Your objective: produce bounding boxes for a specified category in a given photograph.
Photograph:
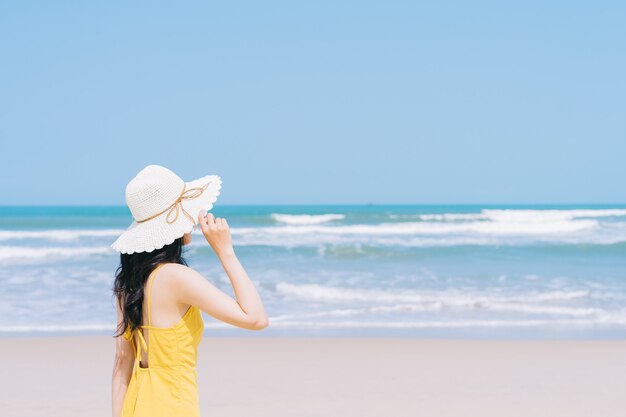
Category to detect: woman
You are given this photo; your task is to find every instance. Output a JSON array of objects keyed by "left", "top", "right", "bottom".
[{"left": 110, "top": 165, "right": 268, "bottom": 417}]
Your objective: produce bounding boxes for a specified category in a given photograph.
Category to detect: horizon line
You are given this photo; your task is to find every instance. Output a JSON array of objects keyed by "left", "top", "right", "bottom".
[{"left": 2, "top": 202, "right": 626, "bottom": 208}]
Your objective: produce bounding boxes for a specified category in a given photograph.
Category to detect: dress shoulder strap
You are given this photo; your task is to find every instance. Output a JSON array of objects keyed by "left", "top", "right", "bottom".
[{"left": 146, "top": 263, "right": 167, "bottom": 327}]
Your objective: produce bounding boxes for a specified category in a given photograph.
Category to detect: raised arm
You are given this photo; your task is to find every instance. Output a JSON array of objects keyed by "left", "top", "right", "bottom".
[{"left": 172, "top": 212, "right": 269, "bottom": 330}]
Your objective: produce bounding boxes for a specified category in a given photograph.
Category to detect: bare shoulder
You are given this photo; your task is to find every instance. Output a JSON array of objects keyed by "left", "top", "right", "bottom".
[
  {"left": 159, "top": 263, "right": 204, "bottom": 287},
  {"left": 159, "top": 263, "right": 217, "bottom": 309}
]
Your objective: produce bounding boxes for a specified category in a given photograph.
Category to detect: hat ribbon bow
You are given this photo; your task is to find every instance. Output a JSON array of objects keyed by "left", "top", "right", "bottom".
[{"left": 136, "top": 180, "right": 213, "bottom": 225}]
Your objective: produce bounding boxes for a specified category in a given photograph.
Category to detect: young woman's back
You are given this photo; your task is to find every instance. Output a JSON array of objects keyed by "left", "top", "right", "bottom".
[{"left": 121, "top": 263, "right": 204, "bottom": 417}]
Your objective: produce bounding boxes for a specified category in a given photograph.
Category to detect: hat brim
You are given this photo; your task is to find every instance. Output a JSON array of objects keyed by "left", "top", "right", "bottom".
[{"left": 110, "top": 174, "right": 222, "bottom": 254}]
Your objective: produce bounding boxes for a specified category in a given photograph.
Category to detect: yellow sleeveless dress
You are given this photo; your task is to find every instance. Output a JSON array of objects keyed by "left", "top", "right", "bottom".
[{"left": 121, "top": 263, "right": 204, "bottom": 417}]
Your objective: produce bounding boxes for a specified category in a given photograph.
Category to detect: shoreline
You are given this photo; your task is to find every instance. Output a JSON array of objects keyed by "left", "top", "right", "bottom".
[
  {"left": 2, "top": 323, "right": 625, "bottom": 340},
  {"left": 1, "top": 336, "right": 624, "bottom": 417}
]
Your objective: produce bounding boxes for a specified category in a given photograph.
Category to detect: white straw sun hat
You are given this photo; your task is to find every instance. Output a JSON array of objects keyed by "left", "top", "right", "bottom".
[{"left": 111, "top": 164, "right": 222, "bottom": 254}]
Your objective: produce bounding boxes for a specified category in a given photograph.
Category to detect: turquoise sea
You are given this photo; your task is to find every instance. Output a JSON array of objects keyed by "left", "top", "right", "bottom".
[{"left": 1, "top": 204, "right": 625, "bottom": 339}]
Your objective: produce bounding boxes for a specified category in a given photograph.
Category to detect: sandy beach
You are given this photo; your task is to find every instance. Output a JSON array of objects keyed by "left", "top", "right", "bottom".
[{"left": 0, "top": 336, "right": 623, "bottom": 417}]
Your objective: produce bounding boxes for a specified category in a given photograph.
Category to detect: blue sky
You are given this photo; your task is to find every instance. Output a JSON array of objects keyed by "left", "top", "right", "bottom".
[{"left": 1, "top": 1, "right": 624, "bottom": 205}]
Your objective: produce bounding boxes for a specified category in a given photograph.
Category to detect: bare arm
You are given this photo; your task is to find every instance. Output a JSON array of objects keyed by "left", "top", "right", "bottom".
[
  {"left": 172, "top": 212, "right": 269, "bottom": 330},
  {"left": 112, "top": 297, "right": 135, "bottom": 417}
]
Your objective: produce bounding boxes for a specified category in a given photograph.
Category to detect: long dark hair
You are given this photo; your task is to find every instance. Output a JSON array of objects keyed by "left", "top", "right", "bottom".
[{"left": 112, "top": 237, "right": 188, "bottom": 338}]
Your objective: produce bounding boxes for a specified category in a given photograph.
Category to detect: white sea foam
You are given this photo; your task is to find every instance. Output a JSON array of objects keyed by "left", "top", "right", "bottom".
[
  {"left": 0, "top": 324, "right": 116, "bottom": 333},
  {"left": 0, "top": 246, "right": 113, "bottom": 261},
  {"left": 228, "top": 318, "right": 626, "bottom": 329},
  {"left": 267, "top": 281, "right": 622, "bottom": 330},
  {"left": 381, "top": 302, "right": 597, "bottom": 317},
  {"left": 419, "top": 209, "right": 626, "bottom": 222},
  {"left": 3, "top": 313, "right": 625, "bottom": 333},
  {"left": 275, "top": 282, "right": 593, "bottom": 312},
  {"left": 253, "top": 217, "right": 606, "bottom": 237},
  {"left": 205, "top": 307, "right": 626, "bottom": 329},
  {"left": 2, "top": 209, "right": 626, "bottom": 250},
  {"left": 227, "top": 209, "right": 626, "bottom": 247},
  {"left": 271, "top": 213, "right": 345, "bottom": 225},
  {"left": 240, "top": 220, "right": 597, "bottom": 236},
  {"left": 0, "top": 229, "right": 123, "bottom": 241}
]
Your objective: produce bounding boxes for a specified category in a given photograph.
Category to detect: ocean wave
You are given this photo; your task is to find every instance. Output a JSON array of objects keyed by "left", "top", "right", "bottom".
[
  {"left": 225, "top": 318, "right": 626, "bottom": 328},
  {"left": 235, "top": 218, "right": 608, "bottom": 237},
  {"left": 275, "top": 282, "right": 592, "bottom": 306},
  {"left": 241, "top": 220, "right": 598, "bottom": 236},
  {"left": 0, "top": 323, "right": 115, "bottom": 333},
  {"left": 226, "top": 217, "right": 626, "bottom": 247},
  {"left": 418, "top": 209, "right": 626, "bottom": 222},
  {"left": 233, "top": 234, "right": 626, "bottom": 248},
  {"left": 0, "top": 229, "right": 123, "bottom": 241},
  {"left": 7, "top": 315, "right": 623, "bottom": 333},
  {"left": 0, "top": 246, "right": 113, "bottom": 261},
  {"left": 2, "top": 207, "right": 626, "bottom": 249},
  {"left": 271, "top": 213, "right": 345, "bottom": 225},
  {"left": 269, "top": 303, "right": 598, "bottom": 320}
]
